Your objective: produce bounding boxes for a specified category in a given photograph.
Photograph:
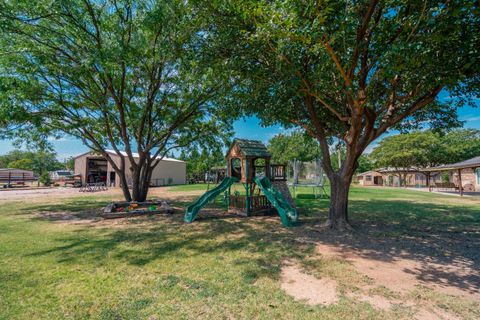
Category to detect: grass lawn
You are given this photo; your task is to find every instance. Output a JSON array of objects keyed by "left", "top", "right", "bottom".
[{"left": 0, "top": 185, "right": 479, "bottom": 319}]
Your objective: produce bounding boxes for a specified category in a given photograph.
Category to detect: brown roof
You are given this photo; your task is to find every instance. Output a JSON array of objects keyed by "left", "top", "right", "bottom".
[
  {"left": 357, "top": 170, "right": 383, "bottom": 176},
  {"left": 423, "top": 156, "right": 480, "bottom": 171},
  {"left": 228, "top": 139, "right": 271, "bottom": 157}
]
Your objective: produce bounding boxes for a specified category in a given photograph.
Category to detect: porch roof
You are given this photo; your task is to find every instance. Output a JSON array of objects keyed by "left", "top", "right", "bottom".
[{"left": 423, "top": 156, "right": 480, "bottom": 172}]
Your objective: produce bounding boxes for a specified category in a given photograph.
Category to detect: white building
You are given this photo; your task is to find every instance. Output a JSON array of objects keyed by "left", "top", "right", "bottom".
[{"left": 73, "top": 150, "right": 186, "bottom": 187}]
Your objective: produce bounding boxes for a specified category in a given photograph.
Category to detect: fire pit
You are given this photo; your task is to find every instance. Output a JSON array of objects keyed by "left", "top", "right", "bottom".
[{"left": 102, "top": 200, "right": 173, "bottom": 218}]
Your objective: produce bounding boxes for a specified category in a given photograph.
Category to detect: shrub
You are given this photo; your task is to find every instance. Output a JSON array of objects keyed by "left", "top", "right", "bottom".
[
  {"left": 441, "top": 172, "right": 450, "bottom": 183},
  {"left": 39, "top": 172, "right": 51, "bottom": 186}
]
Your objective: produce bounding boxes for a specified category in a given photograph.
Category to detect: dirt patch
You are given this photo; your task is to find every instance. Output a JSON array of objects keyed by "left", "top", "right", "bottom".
[
  {"left": 414, "top": 307, "right": 461, "bottom": 320},
  {"left": 34, "top": 210, "right": 102, "bottom": 224},
  {"left": 280, "top": 260, "right": 338, "bottom": 306},
  {"left": 0, "top": 186, "right": 204, "bottom": 203},
  {"left": 348, "top": 292, "right": 398, "bottom": 310},
  {"left": 316, "top": 243, "right": 480, "bottom": 301},
  {"left": 36, "top": 211, "right": 82, "bottom": 221}
]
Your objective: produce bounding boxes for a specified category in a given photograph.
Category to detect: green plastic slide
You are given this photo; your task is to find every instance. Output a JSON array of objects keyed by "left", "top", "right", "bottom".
[
  {"left": 254, "top": 176, "right": 298, "bottom": 227},
  {"left": 184, "top": 176, "right": 238, "bottom": 223}
]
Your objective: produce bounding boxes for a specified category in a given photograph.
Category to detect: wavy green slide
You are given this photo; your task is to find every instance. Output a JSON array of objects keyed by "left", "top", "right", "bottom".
[
  {"left": 184, "top": 176, "right": 238, "bottom": 223},
  {"left": 254, "top": 176, "right": 298, "bottom": 227}
]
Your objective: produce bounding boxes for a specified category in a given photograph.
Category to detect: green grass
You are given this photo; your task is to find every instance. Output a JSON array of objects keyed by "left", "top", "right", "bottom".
[{"left": 0, "top": 186, "right": 479, "bottom": 319}]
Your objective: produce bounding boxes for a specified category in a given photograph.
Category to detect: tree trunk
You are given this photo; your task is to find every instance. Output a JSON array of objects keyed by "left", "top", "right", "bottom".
[
  {"left": 131, "top": 163, "right": 151, "bottom": 202},
  {"left": 311, "top": 118, "right": 358, "bottom": 231},
  {"left": 324, "top": 174, "right": 353, "bottom": 230},
  {"left": 132, "top": 181, "right": 149, "bottom": 202},
  {"left": 131, "top": 178, "right": 149, "bottom": 202},
  {"left": 119, "top": 172, "right": 132, "bottom": 202}
]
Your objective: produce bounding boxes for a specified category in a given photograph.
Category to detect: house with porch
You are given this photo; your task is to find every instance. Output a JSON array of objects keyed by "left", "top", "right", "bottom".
[
  {"left": 424, "top": 156, "right": 480, "bottom": 194},
  {"left": 357, "top": 168, "right": 442, "bottom": 187},
  {"left": 357, "top": 156, "right": 480, "bottom": 194}
]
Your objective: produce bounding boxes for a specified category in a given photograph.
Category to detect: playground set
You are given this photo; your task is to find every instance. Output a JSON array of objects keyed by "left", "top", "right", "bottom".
[{"left": 184, "top": 139, "right": 298, "bottom": 227}]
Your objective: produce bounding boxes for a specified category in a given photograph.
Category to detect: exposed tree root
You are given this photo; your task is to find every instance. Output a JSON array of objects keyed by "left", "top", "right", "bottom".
[{"left": 315, "top": 219, "right": 354, "bottom": 231}]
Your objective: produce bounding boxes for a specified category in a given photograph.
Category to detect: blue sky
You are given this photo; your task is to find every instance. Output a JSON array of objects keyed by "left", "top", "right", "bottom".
[{"left": 0, "top": 92, "right": 478, "bottom": 160}]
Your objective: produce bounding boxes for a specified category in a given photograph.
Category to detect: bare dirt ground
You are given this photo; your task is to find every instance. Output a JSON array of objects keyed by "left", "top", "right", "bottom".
[
  {"left": 280, "top": 260, "right": 338, "bottom": 306},
  {"left": 279, "top": 253, "right": 470, "bottom": 319},
  {"left": 0, "top": 187, "right": 88, "bottom": 201},
  {"left": 315, "top": 243, "right": 479, "bottom": 300},
  {"left": 0, "top": 186, "right": 201, "bottom": 202}
]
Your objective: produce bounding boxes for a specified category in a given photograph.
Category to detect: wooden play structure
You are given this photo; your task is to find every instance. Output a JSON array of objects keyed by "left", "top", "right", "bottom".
[
  {"left": 226, "top": 139, "right": 287, "bottom": 214},
  {"left": 184, "top": 139, "right": 298, "bottom": 227}
]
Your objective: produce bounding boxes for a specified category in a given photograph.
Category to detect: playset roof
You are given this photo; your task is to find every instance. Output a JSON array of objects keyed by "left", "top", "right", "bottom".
[{"left": 229, "top": 139, "right": 271, "bottom": 158}]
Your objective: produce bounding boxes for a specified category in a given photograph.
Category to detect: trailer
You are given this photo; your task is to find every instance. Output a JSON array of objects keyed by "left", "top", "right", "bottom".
[{"left": 0, "top": 168, "right": 37, "bottom": 188}]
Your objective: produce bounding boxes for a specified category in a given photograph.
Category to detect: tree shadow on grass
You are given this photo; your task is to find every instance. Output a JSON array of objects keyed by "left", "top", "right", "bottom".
[
  {"left": 294, "top": 198, "right": 480, "bottom": 297},
  {"left": 20, "top": 196, "right": 480, "bottom": 297},
  {"left": 24, "top": 213, "right": 292, "bottom": 285}
]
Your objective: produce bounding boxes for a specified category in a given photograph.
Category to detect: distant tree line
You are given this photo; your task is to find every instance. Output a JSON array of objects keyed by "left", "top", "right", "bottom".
[
  {"left": 370, "top": 129, "right": 480, "bottom": 186},
  {"left": 179, "top": 147, "right": 225, "bottom": 183},
  {"left": 0, "top": 149, "right": 66, "bottom": 175}
]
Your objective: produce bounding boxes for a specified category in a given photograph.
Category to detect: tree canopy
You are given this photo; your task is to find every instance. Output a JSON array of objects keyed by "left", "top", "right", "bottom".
[
  {"left": 201, "top": 0, "right": 480, "bottom": 229},
  {"left": 0, "top": 0, "right": 231, "bottom": 201},
  {"left": 268, "top": 130, "right": 321, "bottom": 164},
  {"left": 356, "top": 154, "right": 374, "bottom": 174}
]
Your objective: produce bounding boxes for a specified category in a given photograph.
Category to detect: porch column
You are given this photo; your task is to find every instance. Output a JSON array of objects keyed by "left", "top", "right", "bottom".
[{"left": 458, "top": 169, "right": 463, "bottom": 196}]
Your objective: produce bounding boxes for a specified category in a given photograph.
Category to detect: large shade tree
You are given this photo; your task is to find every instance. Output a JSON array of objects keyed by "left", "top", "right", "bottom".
[
  {"left": 203, "top": 0, "right": 479, "bottom": 229},
  {"left": 0, "top": 0, "right": 230, "bottom": 201}
]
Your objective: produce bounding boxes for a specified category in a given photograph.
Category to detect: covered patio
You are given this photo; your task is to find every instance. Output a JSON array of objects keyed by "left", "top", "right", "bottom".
[{"left": 423, "top": 156, "right": 480, "bottom": 196}]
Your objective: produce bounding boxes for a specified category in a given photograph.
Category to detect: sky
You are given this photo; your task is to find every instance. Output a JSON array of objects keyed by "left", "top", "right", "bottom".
[{"left": 0, "top": 92, "right": 479, "bottom": 160}]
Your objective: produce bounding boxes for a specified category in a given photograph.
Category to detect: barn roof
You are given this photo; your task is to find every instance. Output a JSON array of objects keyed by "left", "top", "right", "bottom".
[
  {"left": 73, "top": 150, "right": 185, "bottom": 163},
  {"left": 229, "top": 139, "right": 271, "bottom": 157}
]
